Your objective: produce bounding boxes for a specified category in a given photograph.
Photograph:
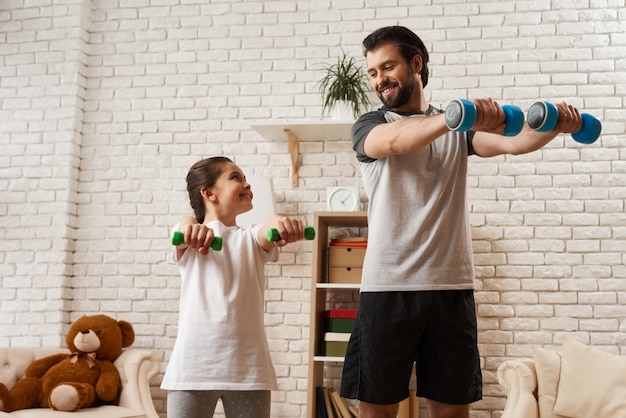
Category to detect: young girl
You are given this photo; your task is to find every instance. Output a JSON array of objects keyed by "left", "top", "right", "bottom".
[{"left": 161, "top": 156, "right": 306, "bottom": 418}]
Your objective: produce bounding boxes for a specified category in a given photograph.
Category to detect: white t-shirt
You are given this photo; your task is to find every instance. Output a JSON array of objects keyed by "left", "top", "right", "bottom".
[
  {"left": 161, "top": 221, "right": 279, "bottom": 391},
  {"left": 353, "top": 107, "right": 476, "bottom": 291}
]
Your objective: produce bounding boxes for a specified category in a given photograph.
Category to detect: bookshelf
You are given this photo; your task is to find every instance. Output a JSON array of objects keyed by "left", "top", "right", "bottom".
[{"left": 306, "top": 211, "right": 368, "bottom": 418}]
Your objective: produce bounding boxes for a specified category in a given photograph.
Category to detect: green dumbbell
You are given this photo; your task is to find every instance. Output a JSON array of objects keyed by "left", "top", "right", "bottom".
[
  {"left": 267, "top": 226, "right": 316, "bottom": 242},
  {"left": 171, "top": 231, "right": 223, "bottom": 251}
]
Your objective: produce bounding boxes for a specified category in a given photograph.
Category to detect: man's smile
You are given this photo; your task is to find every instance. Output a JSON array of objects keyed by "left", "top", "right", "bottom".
[{"left": 379, "top": 83, "right": 397, "bottom": 96}]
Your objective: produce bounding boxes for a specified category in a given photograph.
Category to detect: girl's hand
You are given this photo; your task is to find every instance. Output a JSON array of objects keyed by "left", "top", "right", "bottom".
[
  {"left": 179, "top": 221, "right": 217, "bottom": 256},
  {"left": 260, "top": 216, "right": 304, "bottom": 249}
]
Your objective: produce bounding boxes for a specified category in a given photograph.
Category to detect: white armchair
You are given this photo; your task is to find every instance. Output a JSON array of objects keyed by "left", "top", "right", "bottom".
[
  {"left": 0, "top": 347, "right": 160, "bottom": 418},
  {"left": 496, "top": 359, "right": 539, "bottom": 418},
  {"left": 497, "top": 339, "right": 626, "bottom": 418}
]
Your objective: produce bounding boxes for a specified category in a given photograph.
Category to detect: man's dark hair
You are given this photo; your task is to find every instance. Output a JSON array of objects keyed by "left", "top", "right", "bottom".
[{"left": 362, "top": 26, "right": 430, "bottom": 88}]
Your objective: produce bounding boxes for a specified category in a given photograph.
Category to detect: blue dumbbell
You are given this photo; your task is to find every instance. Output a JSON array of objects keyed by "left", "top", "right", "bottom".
[
  {"left": 526, "top": 101, "right": 602, "bottom": 144},
  {"left": 445, "top": 98, "right": 524, "bottom": 136}
]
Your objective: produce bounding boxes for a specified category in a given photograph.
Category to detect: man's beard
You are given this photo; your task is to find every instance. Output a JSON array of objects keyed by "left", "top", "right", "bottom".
[{"left": 377, "top": 68, "right": 417, "bottom": 109}]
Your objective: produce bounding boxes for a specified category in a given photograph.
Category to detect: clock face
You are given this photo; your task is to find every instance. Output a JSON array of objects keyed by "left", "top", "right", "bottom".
[{"left": 328, "top": 187, "right": 358, "bottom": 211}]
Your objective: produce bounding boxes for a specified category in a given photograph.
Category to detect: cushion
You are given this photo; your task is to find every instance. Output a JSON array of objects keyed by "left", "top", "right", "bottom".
[
  {"left": 553, "top": 339, "right": 626, "bottom": 417},
  {"left": 7, "top": 405, "right": 145, "bottom": 418},
  {"left": 532, "top": 346, "right": 566, "bottom": 418}
]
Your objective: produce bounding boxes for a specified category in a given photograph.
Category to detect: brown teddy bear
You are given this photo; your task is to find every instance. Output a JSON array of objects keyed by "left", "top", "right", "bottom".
[{"left": 0, "top": 314, "right": 135, "bottom": 412}]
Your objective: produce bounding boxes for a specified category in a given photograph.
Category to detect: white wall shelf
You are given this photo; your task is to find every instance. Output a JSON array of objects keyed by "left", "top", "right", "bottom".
[
  {"left": 250, "top": 121, "right": 353, "bottom": 187},
  {"left": 315, "top": 283, "right": 360, "bottom": 290},
  {"left": 250, "top": 120, "right": 353, "bottom": 141}
]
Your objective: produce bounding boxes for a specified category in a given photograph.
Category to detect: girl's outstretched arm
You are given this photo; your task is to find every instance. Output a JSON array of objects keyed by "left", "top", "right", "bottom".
[{"left": 257, "top": 216, "right": 305, "bottom": 252}]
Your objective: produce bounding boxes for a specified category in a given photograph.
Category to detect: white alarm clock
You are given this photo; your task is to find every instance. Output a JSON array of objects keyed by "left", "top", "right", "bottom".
[{"left": 326, "top": 186, "right": 359, "bottom": 211}]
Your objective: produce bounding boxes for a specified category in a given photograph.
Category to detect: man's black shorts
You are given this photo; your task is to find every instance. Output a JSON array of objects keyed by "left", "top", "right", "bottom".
[{"left": 340, "top": 290, "right": 482, "bottom": 405}]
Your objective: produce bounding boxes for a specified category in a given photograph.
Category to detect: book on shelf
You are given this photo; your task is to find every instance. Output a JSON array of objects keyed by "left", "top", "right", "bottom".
[
  {"left": 318, "top": 387, "right": 416, "bottom": 418},
  {"left": 397, "top": 394, "right": 410, "bottom": 418},
  {"left": 324, "top": 388, "right": 343, "bottom": 418},
  {"left": 316, "top": 386, "right": 328, "bottom": 418},
  {"left": 329, "top": 388, "right": 354, "bottom": 418},
  {"left": 315, "top": 387, "right": 354, "bottom": 418},
  {"left": 348, "top": 404, "right": 359, "bottom": 417},
  {"left": 330, "top": 237, "right": 367, "bottom": 244},
  {"left": 409, "top": 390, "right": 419, "bottom": 417},
  {"left": 399, "top": 390, "right": 419, "bottom": 418}
]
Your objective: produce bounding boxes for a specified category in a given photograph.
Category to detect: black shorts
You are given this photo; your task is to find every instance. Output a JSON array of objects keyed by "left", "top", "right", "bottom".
[{"left": 340, "top": 290, "right": 482, "bottom": 405}]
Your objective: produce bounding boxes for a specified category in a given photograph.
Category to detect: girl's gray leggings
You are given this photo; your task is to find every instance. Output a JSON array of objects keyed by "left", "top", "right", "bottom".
[{"left": 167, "top": 390, "right": 271, "bottom": 418}]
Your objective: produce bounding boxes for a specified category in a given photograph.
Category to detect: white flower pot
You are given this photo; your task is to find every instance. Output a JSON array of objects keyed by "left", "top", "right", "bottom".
[{"left": 331, "top": 100, "right": 354, "bottom": 121}]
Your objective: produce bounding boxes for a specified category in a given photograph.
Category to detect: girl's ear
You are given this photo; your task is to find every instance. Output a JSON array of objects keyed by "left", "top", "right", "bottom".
[{"left": 201, "top": 187, "right": 216, "bottom": 202}]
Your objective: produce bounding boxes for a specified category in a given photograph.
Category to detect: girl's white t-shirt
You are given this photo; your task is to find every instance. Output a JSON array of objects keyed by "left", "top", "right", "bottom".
[{"left": 161, "top": 221, "right": 279, "bottom": 391}]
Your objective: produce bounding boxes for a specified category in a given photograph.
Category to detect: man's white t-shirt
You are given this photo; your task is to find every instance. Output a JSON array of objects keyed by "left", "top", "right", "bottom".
[{"left": 352, "top": 106, "right": 476, "bottom": 291}]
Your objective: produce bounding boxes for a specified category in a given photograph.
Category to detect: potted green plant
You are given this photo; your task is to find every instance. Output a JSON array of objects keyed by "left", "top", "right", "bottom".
[{"left": 316, "top": 50, "right": 370, "bottom": 120}]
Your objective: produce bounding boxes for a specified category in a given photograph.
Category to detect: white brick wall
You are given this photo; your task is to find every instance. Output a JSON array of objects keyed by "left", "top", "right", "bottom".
[{"left": 1, "top": 1, "right": 625, "bottom": 417}]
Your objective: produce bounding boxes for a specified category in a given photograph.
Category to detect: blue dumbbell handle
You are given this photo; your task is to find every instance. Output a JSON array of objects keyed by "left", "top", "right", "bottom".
[
  {"left": 445, "top": 98, "right": 523, "bottom": 136},
  {"left": 527, "top": 101, "right": 601, "bottom": 144}
]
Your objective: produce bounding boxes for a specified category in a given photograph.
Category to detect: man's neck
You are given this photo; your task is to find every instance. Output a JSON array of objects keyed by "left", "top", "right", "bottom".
[{"left": 392, "top": 93, "right": 429, "bottom": 113}]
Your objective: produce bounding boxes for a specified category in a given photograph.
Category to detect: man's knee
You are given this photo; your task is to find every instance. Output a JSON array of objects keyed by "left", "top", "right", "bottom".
[
  {"left": 358, "top": 401, "right": 398, "bottom": 418},
  {"left": 426, "top": 399, "right": 470, "bottom": 418}
]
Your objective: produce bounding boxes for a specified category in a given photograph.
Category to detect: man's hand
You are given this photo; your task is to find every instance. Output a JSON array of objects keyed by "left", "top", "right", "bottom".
[{"left": 471, "top": 98, "right": 508, "bottom": 135}]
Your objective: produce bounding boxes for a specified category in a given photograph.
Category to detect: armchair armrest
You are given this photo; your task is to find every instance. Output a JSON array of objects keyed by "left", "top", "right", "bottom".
[
  {"left": 114, "top": 349, "right": 160, "bottom": 418},
  {"left": 497, "top": 359, "right": 539, "bottom": 418}
]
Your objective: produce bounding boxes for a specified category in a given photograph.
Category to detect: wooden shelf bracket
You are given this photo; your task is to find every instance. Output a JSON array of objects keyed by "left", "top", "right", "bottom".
[{"left": 285, "top": 128, "right": 299, "bottom": 187}]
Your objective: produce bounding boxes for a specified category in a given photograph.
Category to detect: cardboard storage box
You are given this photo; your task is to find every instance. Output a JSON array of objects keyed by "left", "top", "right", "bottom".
[
  {"left": 328, "top": 240, "right": 367, "bottom": 284},
  {"left": 324, "top": 332, "right": 351, "bottom": 357},
  {"left": 328, "top": 266, "right": 362, "bottom": 284},
  {"left": 328, "top": 245, "right": 366, "bottom": 267},
  {"left": 324, "top": 309, "right": 357, "bottom": 333}
]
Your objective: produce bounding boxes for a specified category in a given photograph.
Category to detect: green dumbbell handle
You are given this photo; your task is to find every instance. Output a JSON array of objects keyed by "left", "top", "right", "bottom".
[
  {"left": 171, "top": 231, "right": 223, "bottom": 251},
  {"left": 267, "top": 226, "right": 316, "bottom": 242}
]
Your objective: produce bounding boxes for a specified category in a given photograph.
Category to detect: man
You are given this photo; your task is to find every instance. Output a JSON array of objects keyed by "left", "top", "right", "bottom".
[{"left": 339, "top": 26, "right": 582, "bottom": 418}]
